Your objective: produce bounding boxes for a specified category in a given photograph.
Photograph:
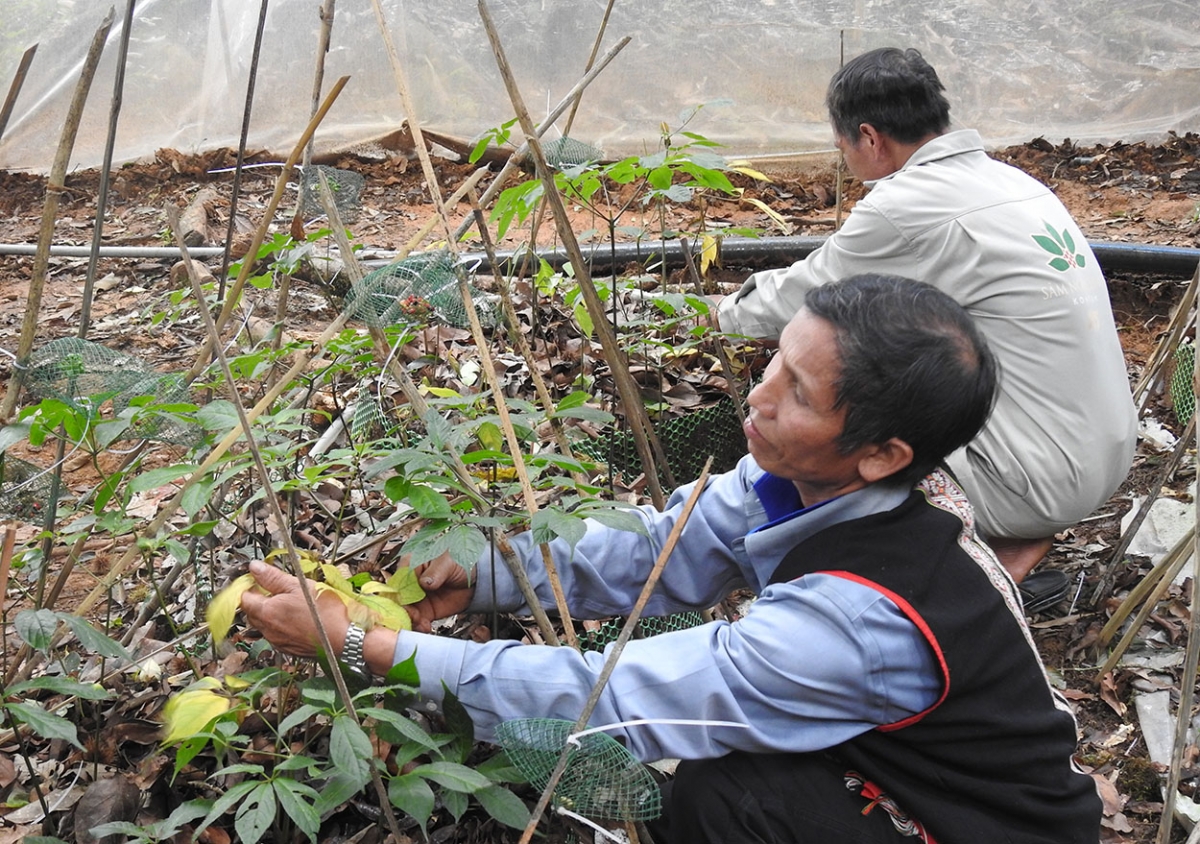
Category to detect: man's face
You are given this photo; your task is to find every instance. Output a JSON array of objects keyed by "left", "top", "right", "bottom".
[
  {"left": 744, "top": 310, "right": 877, "bottom": 504},
  {"left": 833, "top": 126, "right": 891, "bottom": 182}
]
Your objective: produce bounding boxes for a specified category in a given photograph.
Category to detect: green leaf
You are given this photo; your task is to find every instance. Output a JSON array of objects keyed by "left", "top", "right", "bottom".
[
  {"left": 1049, "top": 257, "right": 1071, "bottom": 272},
  {"left": 234, "top": 782, "right": 276, "bottom": 844},
  {"left": 476, "top": 421, "right": 504, "bottom": 453},
  {"left": 573, "top": 298, "right": 593, "bottom": 337},
  {"left": 442, "top": 788, "right": 469, "bottom": 822},
  {"left": 179, "top": 519, "right": 218, "bottom": 537},
  {"left": 278, "top": 703, "right": 326, "bottom": 734},
  {"left": 1074, "top": 252, "right": 1087, "bottom": 268},
  {"left": 388, "top": 772, "right": 435, "bottom": 828},
  {"left": 9, "top": 675, "right": 111, "bottom": 700},
  {"left": 443, "top": 524, "right": 487, "bottom": 568},
  {"left": 410, "top": 760, "right": 492, "bottom": 793},
  {"left": 330, "top": 714, "right": 372, "bottom": 781},
  {"left": 196, "top": 400, "right": 241, "bottom": 433},
  {"left": 475, "top": 750, "right": 529, "bottom": 784},
  {"left": 440, "top": 686, "right": 475, "bottom": 764},
  {"left": 532, "top": 508, "right": 587, "bottom": 549},
  {"left": 181, "top": 478, "right": 215, "bottom": 519},
  {"left": 407, "top": 484, "right": 453, "bottom": 520},
  {"left": 14, "top": 608, "right": 57, "bottom": 652},
  {"left": 1061, "top": 227, "right": 1076, "bottom": 253},
  {"left": 273, "top": 778, "right": 321, "bottom": 842},
  {"left": 197, "top": 780, "right": 259, "bottom": 839},
  {"left": 55, "top": 613, "right": 131, "bottom": 660},
  {"left": 368, "top": 708, "right": 441, "bottom": 752},
  {"left": 475, "top": 783, "right": 532, "bottom": 829},
  {"left": 312, "top": 771, "right": 366, "bottom": 817},
  {"left": 1032, "top": 234, "right": 1064, "bottom": 256},
  {"left": 6, "top": 700, "right": 82, "bottom": 747},
  {"left": 130, "top": 464, "right": 192, "bottom": 493},
  {"left": 385, "top": 650, "right": 421, "bottom": 689}
]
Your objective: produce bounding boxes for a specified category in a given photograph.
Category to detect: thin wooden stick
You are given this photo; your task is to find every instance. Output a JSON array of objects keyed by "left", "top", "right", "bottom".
[
  {"left": 0, "top": 9, "right": 114, "bottom": 422},
  {"left": 0, "top": 43, "right": 37, "bottom": 143},
  {"left": 1132, "top": 263, "right": 1199, "bottom": 413},
  {"left": 478, "top": 0, "right": 669, "bottom": 509},
  {"left": 562, "top": 0, "right": 616, "bottom": 137},
  {"left": 452, "top": 36, "right": 631, "bottom": 241},
  {"left": 79, "top": 0, "right": 137, "bottom": 336},
  {"left": 517, "top": 458, "right": 713, "bottom": 844},
  {"left": 1089, "top": 414, "right": 1195, "bottom": 608},
  {"left": 314, "top": 172, "right": 561, "bottom": 644},
  {"left": 169, "top": 206, "right": 410, "bottom": 844},
  {"left": 678, "top": 235, "right": 747, "bottom": 428},
  {"left": 303, "top": 0, "right": 337, "bottom": 169}
]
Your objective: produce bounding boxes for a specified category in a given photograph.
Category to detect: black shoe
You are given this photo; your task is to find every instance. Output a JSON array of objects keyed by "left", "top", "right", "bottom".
[{"left": 1018, "top": 569, "right": 1071, "bottom": 614}]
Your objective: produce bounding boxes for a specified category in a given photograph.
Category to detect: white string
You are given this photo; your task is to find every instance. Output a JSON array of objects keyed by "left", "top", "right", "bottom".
[
  {"left": 567, "top": 718, "right": 750, "bottom": 747},
  {"left": 555, "top": 805, "right": 625, "bottom": 843}
]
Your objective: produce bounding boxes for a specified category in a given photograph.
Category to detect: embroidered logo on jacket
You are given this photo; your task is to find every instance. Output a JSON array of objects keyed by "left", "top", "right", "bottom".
[{"left": 1032, "top": 222, "right": 1087, "bottom": 272}]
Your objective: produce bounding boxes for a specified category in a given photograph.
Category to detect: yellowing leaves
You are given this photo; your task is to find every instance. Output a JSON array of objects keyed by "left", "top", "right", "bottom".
[
  {"left": 160, "top": 677, "right": 238, "bottom": 744},
  {"left": 205, "top": 557, "right": 426, "bottom": 648}
]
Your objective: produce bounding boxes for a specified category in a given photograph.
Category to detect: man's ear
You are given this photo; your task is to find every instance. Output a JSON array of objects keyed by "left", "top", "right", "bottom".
[{"left": 857, "top": 437, "right": 914, "bottom": 484}]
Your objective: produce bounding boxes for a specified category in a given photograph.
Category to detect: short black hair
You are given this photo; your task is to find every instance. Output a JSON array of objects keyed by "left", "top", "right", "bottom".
[
  {"left": 803, "top": 274, "right": 997, "bottom": 487},
  {"left": 826, "top": 47, "right": 951, "bottom": 144}
]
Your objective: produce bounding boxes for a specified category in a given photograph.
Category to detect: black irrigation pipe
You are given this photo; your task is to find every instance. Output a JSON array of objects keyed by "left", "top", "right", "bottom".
[
  {"left": 1, "top": 237, "right": 1197, "bottom": 278},
  {"left": 450, "top": 236, "right": 1200, "bottom": 279}
]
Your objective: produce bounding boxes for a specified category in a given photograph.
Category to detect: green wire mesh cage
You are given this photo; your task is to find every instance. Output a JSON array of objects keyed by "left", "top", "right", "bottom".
[
  {"left": 1170, "top": 340, "right": 1195, "bottom": 425},
  {"left": 493, "top": 718, "right": 661, "bottom": 822},
  {"left": 344, "top": 250, "right": 498, "bottom": 330},
  {"left": 299, "top": 164, "right": 365, "bottom": 222},
  {"left": 0, "top": 454, "right": 56, "bottom": 522}
]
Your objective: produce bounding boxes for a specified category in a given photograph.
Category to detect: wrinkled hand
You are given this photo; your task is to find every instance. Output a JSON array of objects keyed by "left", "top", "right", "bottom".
[
  {"left": 240, "top": 560, "right": 351, "bottom": 658},
  {"left": 403, "top": 551, "right": 476, "bottom": 633}
]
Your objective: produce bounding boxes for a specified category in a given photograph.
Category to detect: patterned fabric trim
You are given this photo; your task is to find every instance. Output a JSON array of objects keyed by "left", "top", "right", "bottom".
[
  {"left": 844, "top": 769, "right": 938, "bottom": 843},
  {"left": 916, "top": 468, "right": 1080, "bottom": 723}
]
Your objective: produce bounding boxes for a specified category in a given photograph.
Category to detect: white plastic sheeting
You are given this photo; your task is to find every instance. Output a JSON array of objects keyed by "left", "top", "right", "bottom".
[{"left": 1, "top": 0, "right": 1198, "bottom": 172}]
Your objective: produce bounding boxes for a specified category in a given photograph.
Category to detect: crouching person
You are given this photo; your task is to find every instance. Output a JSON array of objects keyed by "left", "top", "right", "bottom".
[{"left": 242, "top": 274, "right": 1100, "bottom": 843}]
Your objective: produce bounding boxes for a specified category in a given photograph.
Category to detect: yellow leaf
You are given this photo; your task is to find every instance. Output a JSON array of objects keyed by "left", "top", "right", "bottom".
[
  {"left": 355, "top": 592, "right": 413, "bottom": 631},
  {"left": 207, "top": 573, "right": 258, "bottom": 646},
  {"left": 386, "top": 567, "right": 428, "bottom": 605},
  {"left": 160, "top": 678, "right": 232, "bottom": 745},
  {"left": 741, "top": 196, "right": 793, "bottom": 235},
  {"left": 699, "top": 234, "right": 720, "bottom": 276},
  {"left": 727, "top": 162, "right": 773, "bottom": 183},
  {"left": 264, "top": 548, "right": 321, "bottom": 574},
  {"left": 319, "top": 564, "right": 355, "bottom": 596},
  {"left": 476, "top": 421, "right": 504, "bottom": 453}
]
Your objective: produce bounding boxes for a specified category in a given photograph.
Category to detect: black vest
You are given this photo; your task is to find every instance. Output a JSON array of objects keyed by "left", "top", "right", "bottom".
[{"left": 770, "top": 474, "right": 1100, "bottom": 844}]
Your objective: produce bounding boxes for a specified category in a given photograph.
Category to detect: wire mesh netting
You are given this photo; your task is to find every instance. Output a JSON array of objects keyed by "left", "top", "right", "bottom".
[
  {"left": 299, "top": 164, "right": 365, "bottom": 221},
  {"left": 1170, "top": 340, "right": 1195, "bottom": 425},
  {"left": 543, "top": 137, "right": 604, "bottom": 169},
  {"left": 493, "top": 718, "right": 661, "bottom": 822},
  {"left": 575, "top": 395, "right": 747, "bottom": 487},
  {"left": 344, "top": 251, "right": 498, "bottom": 330},
  {"left": 579, "top": 611, "right": 706, "bottom": 653},
  {"left": 0, "top": 454, "right": 56, "bottom": 522},
  {"left": 21, "top": 337, "right": 202, "bottom": 446}
]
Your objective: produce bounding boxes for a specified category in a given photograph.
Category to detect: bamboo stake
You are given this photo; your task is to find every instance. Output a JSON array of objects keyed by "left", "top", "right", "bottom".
[
  {"left": 452, "top": 36, "right": 631, "bottom": 242},
  {"left": 1156, "top": 306, "right": 1200, "bottom": 844},
  {"left": 303, "top": 0, "right": 337, "bottom": 169},
  {"left": 562, "top": 0, "right": 616, "bottom": 137},
  {"left": 678, "top": 235, "right": 747, "bottom": 428},
  {"left": 79, "top": 0, "right": 136, "bottom": 336},
  {"left": 169, "top": 206, "right": 410, "bottom": 844},
  {"left": 517, "top": 458, "right": 713, "bottom": 844},
  {"left": 1132, "top": 264, "right": 1200, "bottom": 413},
  {"left": 0, "top": 43, "right": 37, "bottom": 143},
  {"left": 314, "top": 173, "right": 561, "bottom": 644},
  {"left": 1089, "top": 414, "right": 1195, "bottom": 608},
  {"left": 0, "top": 8, "right": 114, "bottom": 422},
  {"left": 182, "top": 75, "right": 351, "bottom": 386},
  {"left": 217, "top": 0, "right": 273, "bottom": 302},
  {"left": 453, "top": 257, "right": 579, "bottom": 648},
  {"left": 478, "top": 0, "right": 669, "bottom": 509},
  {"left": 467, "top": 189, "right": 582, "bottom": 469}
]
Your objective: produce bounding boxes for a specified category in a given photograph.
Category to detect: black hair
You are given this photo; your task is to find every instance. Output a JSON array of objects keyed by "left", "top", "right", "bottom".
[
  {"left": 803, "top": 274, "right": 997, "bottom": 487},
  {"left": 826, "top": 47, "right": 951, "bottom": 144}
]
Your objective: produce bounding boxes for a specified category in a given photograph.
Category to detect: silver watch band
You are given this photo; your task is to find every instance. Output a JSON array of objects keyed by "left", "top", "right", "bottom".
[{"left": 342, "top": 622, "right": 369, "bottom": 677}]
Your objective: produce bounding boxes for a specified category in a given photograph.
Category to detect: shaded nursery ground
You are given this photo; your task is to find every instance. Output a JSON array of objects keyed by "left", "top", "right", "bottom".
[{"left": 0, "top": 131, "right": 1199, "bottom": 843}]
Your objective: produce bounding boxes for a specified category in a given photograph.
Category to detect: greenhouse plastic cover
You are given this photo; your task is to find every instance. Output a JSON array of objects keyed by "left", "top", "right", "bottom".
[{"left": 1, "top": 0, "right": 1198, "bottom": 173}]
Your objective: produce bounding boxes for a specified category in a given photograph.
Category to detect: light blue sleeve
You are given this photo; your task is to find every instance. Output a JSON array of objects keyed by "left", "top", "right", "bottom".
[
  {"left": 396, "top": 572, "right": 941, "bottom": 763},
  {"left": 468, "top": 457, "right": 763, "bottom": 619}
]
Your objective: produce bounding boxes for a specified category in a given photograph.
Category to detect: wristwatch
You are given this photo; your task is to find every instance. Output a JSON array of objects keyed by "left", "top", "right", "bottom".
[{"left": 341, "top": 623, "right": 371, "bottom": 680}]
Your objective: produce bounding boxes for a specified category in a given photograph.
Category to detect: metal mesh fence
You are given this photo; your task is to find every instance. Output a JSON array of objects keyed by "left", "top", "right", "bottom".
[
  {"left": 493, "top": 718, "right": 661, "bottom": 822},
  {"left": 299, "top": 164, "right": 364, "bottom": 221},
  {"left": 1170, "top": 340, "right": 1195, "bottom": 425}
]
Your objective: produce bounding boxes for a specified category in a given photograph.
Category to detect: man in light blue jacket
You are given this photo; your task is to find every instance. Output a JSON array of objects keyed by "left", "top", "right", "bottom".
[{"left": 718, "top": 47, "right": 1137, "bottom": 590}]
